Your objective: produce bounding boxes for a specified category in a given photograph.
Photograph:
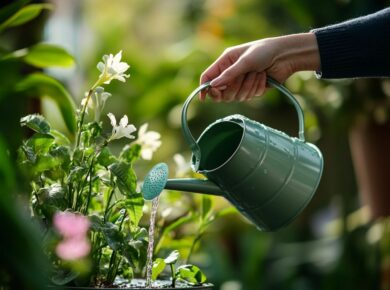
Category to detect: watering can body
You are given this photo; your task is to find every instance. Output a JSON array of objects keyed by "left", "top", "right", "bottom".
[
  {"left": 163, "top": 78, "right": 323, "bottom": 231},
  {"left": 166, "top": 114, "right": 323, "bottom": 231}
]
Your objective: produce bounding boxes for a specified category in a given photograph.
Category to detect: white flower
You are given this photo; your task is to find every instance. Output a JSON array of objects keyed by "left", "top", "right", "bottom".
[
  {"left": 136, "top": 123, "right": 161, "bottom": 160},
  {"left": 80, "top": 91, "right": 94, "bottom": 114},
  {"left": 173, "top": 153, "right": 191, "bottom": 177},
  {"left": 96, "top": 51, "right": 130, "bottom": 86},
  {"left": 107, "top": 113, "right": 136, "bottom": 141},
  {"left": 93, "top": 87, "right": 111, "bottom": 122}
]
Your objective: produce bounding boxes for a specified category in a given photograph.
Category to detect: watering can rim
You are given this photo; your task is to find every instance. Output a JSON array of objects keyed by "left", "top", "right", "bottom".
[{"left": 194, "top": 116, "right": 245, "bottom": 174}]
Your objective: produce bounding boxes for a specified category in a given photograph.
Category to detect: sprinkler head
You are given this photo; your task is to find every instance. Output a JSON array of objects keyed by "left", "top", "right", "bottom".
[{"left": 142, "top": 163, "right": 169, "bottom": 200}]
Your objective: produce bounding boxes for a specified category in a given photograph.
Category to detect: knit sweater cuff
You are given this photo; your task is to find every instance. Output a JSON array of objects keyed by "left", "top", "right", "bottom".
[
  {"left": 311, "top": 8, "right": 390, "bottom": 79},
  {"left": 312, "top": 26, "right": 362, "bottom": 79}
]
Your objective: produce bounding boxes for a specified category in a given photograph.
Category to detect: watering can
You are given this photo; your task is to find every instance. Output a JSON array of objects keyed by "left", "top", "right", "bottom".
[{"left": 142, "top": 77, "right": 323, "bottom": 231}]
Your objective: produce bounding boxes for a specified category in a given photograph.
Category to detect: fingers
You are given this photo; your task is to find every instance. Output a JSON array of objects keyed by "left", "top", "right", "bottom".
[
  {"left": 254, "top": 72, "right": 267, "bottom": 97},
  {"left": 199, "top": 53, "right": 237, "bottom": 101},
  {"left": 236, "top": 72, "right": 257, "bottom": 101},
  {"left": 206, "top": 72, "right": 267, "bottom": 102}
]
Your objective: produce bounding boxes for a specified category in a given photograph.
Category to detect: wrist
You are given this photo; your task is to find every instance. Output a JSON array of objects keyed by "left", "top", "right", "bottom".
[{"left": 274, "top": 33, "right": 321, "bottom": 74}]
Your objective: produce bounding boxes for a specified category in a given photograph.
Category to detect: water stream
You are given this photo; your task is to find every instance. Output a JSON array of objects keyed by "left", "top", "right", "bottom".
[{"left": 145, "top": 196, "right": 160, "bottom": 288}]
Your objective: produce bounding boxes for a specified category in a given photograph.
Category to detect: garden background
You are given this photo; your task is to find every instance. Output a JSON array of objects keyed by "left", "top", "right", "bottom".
[{"left": 1, "top": 0, "right": 390, "bottom": 289}]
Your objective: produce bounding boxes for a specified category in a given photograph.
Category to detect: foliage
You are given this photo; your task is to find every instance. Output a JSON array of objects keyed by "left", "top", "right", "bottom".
[
  {"left": 0, "top": 1, "right": 76, "bottom": 289},
  {"left": 152, "top": 250, "right": 207, "bottom": 287},
  {"left": 17, "top": 50, "right": 164, "bottom": 287}
]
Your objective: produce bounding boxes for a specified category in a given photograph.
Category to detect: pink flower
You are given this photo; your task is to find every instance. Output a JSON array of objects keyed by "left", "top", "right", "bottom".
[
  {"left": 53, "top": 212, "right": 91, "bottom": 261},
  {"left": 53, "top": 211, "right": 90, "bottom": 239},
  {"left": 56, "top": 238, "right": 91, "bottom": 261}
]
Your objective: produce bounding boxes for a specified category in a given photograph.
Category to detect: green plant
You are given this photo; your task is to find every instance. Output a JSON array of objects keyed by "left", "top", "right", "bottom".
[
  {"left": 17, "top": 46, "right": 216, "bottom": 288},
  {"left": 17, "top": 50, "right": 163, "bottom": 287},
  {"left": 0, "top": 1, "right": 79, "bottom": 289},
  {"left": 152, "top": 250, "right": 207, "bottom": 288}
]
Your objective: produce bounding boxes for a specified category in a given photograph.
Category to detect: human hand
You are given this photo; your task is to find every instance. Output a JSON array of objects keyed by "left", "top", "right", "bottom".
[{"left": 200, "top": 33, "right": 320, "bottom": 102}]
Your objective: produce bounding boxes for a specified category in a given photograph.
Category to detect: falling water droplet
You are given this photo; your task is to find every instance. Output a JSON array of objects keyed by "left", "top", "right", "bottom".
[{"left": 145, "top": 196, "right": 160, "bottom": 288}]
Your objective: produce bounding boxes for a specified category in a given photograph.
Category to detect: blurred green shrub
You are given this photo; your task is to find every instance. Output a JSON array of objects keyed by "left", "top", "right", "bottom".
[{"left": 0, "top": 1, "right": 77, "bottom": 289}]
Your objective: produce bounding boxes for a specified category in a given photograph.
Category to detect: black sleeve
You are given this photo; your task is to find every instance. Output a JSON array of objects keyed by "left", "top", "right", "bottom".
[{"left": 312, "top": 7, "right": 390, "bottom": 79}]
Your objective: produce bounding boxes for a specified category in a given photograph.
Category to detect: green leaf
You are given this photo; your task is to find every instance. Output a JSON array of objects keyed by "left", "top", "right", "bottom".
[
  {"left": 97, "top": 147, "right": 117, "bottom": 167},
  {"left": 26, "top": 133, "right": 55, "bottom": 154},
  {"left": 122, "top": 243, "right": 139, "bottom": 269},
  {"left": 120, "top": 144, "right": 141, "bottom": 163},
  {"left": 50, "top": 146, "right": 71, "bottom": 171},
  {"left": 108, "top": 162, "right": 137, "bottom": 196},
  {"left": 50, "top": 129, "right": 71, "bottom": 146},
  {"left": 89, "top": 215, "right": 104, "bottom": 232},
  {"left": 122, "top": 239, "right": 148, "bottom": 274},
  {"left": 17, "top": 73, "right": 76, "bottom": 134},
  {"left": 151, "top": 258, "right": 166, "bottom": 280},
  {"left": 156, "top": 214, "right": 196, "bottom": 253},
  {"left": 162, "top": 214, "right": 196, "bottom": 235},
  {"left": 102, "top": 222, "right": 123, "bottom": 251},
  {"left": 33, "top": 154, "right": 62, "bottom": 173},
  {"left": 20, "top": 114, "right": 50, "bottom": 134},
  {"left": 38, "top": 184, "right": 67, "bottom": 217},
  {"left": 215, "top": 206, "right": 237, "bottom": 219},
  {"left": 176, "top": 264, "right": 207, "bottom": 285},
  {"left": 124, "top": 193, "right": 144, "bottom": 227},
  {"left": 67, "top": 166, "right": 88, "bottom": 183},
  {"left": 201, "top": 196, "right": 212, "bottom": 221},
  {"left": 134, "top": 227, "right": 148, "bottom": 240},
  {"left": 22, "top": 43, "right": 75, "bottom": 68},
  {"left": 164, "top": 250, "right": 179, "bottom": 265},
  {"left": 0, "top": 4, "right": 53, "bottom": 32},
  {"left": 0, "top": 0, "right": 29, "bottom": 25},
  {"left": 20, "top": 143, "right": 36, "bottom": 163}
]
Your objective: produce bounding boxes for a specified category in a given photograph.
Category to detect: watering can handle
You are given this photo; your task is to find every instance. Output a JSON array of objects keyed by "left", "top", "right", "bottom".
[{"left": 181, "top": 77, "right": 306, "bottom": 171}]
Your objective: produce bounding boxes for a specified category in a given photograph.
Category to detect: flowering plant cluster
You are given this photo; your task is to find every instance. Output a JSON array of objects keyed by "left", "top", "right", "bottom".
[{"left": 18, "top": 51, "right": 162, "bottom": 286}]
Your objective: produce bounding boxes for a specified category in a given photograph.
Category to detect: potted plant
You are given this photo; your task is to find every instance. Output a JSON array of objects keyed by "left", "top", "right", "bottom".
[{"left": 18, "top": 50, "right": 213, "bottom": 289}]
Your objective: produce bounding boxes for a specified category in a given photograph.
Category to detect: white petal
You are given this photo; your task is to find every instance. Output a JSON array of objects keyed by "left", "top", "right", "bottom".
[
  {"left": 119, "top": 115, "right": 128, "bottom": 127},
  {"left": 125, "top": 124, "right": 137, "bottom": 136},
  {"left": 114, "top": 50, "right": 123, "bottom": 63},
  {"left": 108, "top": 67, "right": 117, "bottom": 75},
  {"left": 107, "top": 113, "right": 117, "bottom": 127},
  {"left": 97, "top": 62, "right": 105, "bottom": 72},
  {"left": 146, "top": 131, "right": 161, "bottom": 140},
  {"left": 101, "top": 92, "right": 111, "bottom": 102},
  {"left": 139, "top": 123, "right": 148, "bottom": 136},
  {"left": 141, "top": 149, "right": 153, "bottom": 160},
  {"left": 116, "top": 62, "right": 130, "bottom": 73},
  {"left": 115, "top": 76, "right": 126, "bottom": 82}
]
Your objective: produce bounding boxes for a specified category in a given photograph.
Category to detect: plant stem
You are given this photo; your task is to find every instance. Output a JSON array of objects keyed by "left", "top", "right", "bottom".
[
  {"left": 170, "top": 264, "right": 176, "bottom": 288},
  {"left": 83, "top": 157, "right": 96, "bottom": 215},
  {"left": 104, "top": 180, "right": 115, "bottom": 222},
  {"left": 107, "top": 250, "right": 120, "bottom": 284},
  {"left": 76, "top": 89, "right": 93, "bottom": 148},
  {"left": 185, "top": 231, "right": 204, "bottom": 264},
  {"left": 67, "top": 183, "right": 73, "bottom": 208}
]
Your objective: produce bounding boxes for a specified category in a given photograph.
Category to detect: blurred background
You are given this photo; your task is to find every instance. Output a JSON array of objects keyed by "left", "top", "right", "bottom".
[{"left": 1, "top": 0, "right": 390, "bottom": 289}]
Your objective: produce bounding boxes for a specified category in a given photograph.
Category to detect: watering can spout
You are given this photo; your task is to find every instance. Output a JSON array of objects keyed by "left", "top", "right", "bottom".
[{"left": 165, "top": 178, "right": 225, "bottom": 196}]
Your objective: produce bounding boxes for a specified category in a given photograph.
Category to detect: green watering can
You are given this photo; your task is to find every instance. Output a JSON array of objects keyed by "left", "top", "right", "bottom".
[{"left": 142, "top": 78, "right": 323, "bottom": 231}]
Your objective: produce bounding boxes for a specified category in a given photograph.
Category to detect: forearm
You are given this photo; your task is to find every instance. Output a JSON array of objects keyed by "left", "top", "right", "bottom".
[{"left": 312, "top": 7, "right": 390, "bottom": 78}]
